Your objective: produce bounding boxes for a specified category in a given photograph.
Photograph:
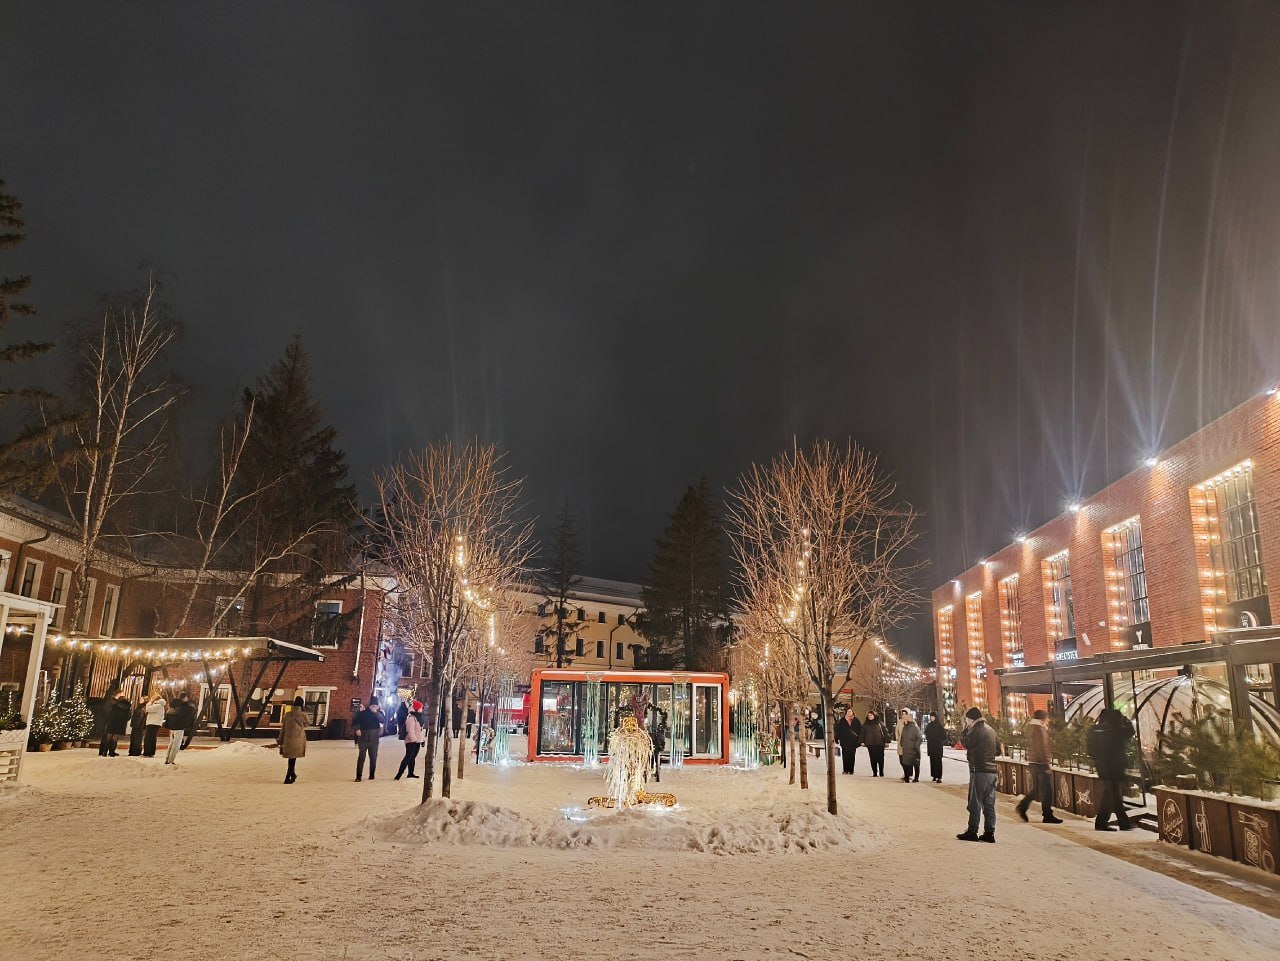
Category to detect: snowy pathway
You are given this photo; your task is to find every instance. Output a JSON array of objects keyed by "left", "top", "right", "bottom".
[{"left": 2, "top": 740, "right": 1277, "bottom": 961}]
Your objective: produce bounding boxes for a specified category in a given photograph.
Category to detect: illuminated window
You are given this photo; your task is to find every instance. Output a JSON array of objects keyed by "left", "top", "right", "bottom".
[
  {"left": 1204, "top": 462, "right": 1267, "bottom": 605},
  {"left": 1044, "top": 551, "right": 1075, "bottom": 647},
  {"left": 999, "top": 575, "right": 1022, "bottom": 668},
  {"left": 965, "top": 592, "right": 987, "bottom": 707},
  {"left": 936, "top": 605, "right": 956, "bottom": 719},
  {"left": 1104, "top": 517, "right": 1149, "bottom": 631}
]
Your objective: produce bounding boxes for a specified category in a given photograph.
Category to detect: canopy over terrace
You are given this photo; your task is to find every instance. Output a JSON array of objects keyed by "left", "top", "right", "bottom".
[
  {"left": 995, "top": 627, "right": 1280, "bottom": 733},
  {"left": 0, "top": 590, "right": 59, "bottom": 781},
  {"left": 62, "top": 635, "right": 325, "bottom": 741}
]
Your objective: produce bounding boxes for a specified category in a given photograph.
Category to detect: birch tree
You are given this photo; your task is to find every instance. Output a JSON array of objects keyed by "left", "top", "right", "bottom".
[
  {"left": 49, "top": 277, "right": 180, "bottom": 633},
  {"left": 728, "top": 440, "right": 923, "bottom": 814},
  {"left": 373, "top": 442, "right": 533, "bottom": 802}
]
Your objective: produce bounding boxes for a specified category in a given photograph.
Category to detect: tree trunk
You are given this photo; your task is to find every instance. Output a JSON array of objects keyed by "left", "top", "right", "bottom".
[
  {"left": 441, "top": 679, "right": 455, "bottom": 798},
  {"left": 821, "top": 688, "right": 838, "bottom": 814},
  {"left": 798, "top": 719, "right": 809, "bottom": 790},
  {"left": 420, "top": 642, "right": 444, "bottom": 803},
  {"left": 456, "top": 696, "right": 466, "bottom": 781},
  {"left": 788, "top": 713, "right": 797, "bottom": 785},
  {"left": 777, "top": 699, "right": 787, "bottom": 770}
]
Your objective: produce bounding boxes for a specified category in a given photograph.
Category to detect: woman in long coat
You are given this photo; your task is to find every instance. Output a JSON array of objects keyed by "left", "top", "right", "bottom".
[
  {"left": 834, "top": 708, "right": 862, "bottom": 774},
  {"left": 897, "top": 710, "right": 922, "bottom": 782},
  {"left": 277, "top": 696, "right": 308, "bottom": 784},
  {"left": 861, "top": 711, "right": 887, "bottom": 777}
]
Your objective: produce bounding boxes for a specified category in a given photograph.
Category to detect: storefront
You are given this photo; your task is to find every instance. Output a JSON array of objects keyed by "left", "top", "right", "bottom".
[{"left": 527, "top": 669, "right": 730, "bottom": 763}]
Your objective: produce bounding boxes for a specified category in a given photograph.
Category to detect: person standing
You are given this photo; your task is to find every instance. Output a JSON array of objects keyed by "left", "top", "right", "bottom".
[
  {"left": 128, "top": 699, "right": 147, "bottom": 756},
  {"left": 353, "top": 699, "right": 385, "bottom": 781},
  {"left": 861, "top": 711, "right": 887, "bottom": 777},
  {"left": 1089, "top": 707, "right": 1135, "bottom": 831},
  {"left": 164, "top": 691, "right": 196, "bottom": 766},
  {"left": 1016, "top": 710, "right": 1063, "bottom": 824},
  {"left": 897, "top": 709, "right": 922, "bottom": 782},
  {"left": 834, "top": 708, "right": 862, "bottom": 774},
  {"left": 924, "top": 712, "right": 946, "bottom": 782},
  {"left": 143, "top": 693, "right": 167, "bottom": 757},
  {"left": 395, "top": 697, "right": 409, "bottom": 740},
  {"left": 277, "top": 696, "right": 308, "bottom": 783},
  {"left": 395, "top": 701, "right": 425, "bottom": 780},
  {"left": 99, "top": 693, "right": 132, "bottom": 757},
  {"left": 957, "top": 706, "right": 999, "bottom": 842}
]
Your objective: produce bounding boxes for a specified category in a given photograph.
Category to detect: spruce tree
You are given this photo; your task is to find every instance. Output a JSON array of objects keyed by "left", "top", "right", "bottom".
[
  {"left": 0, "top": 178, "right": 62, "bottom": 493},
  {"left": 535, "top": 503, "right": 583, "bottom": 668},
  {"left": 234, "top": 335, "right": 358, "bottom": 642},
  {"left": 640, "top": 479, "right": 732, "bottom": 670}
]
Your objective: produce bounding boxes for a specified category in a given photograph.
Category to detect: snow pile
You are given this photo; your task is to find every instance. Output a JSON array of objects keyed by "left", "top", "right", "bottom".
[
  {"left": 215, "top": 740, "right": 279, "bottom": 758},
  {"left": 373, "top": 797, "right": 881, "bottom": 855},
  {"left": 0, "top": 780, "right": 38, "bottom": 802},
  {"left": 50, "top": 755, "right": 185, "bottom": 779}
]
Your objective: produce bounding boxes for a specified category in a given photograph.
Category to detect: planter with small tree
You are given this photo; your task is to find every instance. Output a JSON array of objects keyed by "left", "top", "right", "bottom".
[{"left": 1154, "top": 710, "right": 1280, "bottom": 875}]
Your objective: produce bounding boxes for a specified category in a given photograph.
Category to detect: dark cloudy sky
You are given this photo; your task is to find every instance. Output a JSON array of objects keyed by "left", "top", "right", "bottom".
[{"left": 4, "top": 3, "right": 1280, "bottom": 659}]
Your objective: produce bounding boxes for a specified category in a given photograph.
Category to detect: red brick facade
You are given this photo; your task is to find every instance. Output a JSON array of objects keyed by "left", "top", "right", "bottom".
[{"left": 933, "top": 390, "right": 1280, "bottom": 713}]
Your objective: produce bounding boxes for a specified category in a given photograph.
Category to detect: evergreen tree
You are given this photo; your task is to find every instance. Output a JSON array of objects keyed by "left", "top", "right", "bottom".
[
  {"left": 0, "top": 178, "right": 62, "bottom": 493},
  {"left": 535, "top": 503, "right": 584, "bottom": 668},
  {"left": 233, "top": 335, "right": 358, "bottom": 642},
  {"left": 640, "top": 479, "right": 732, "bottom": 670}
]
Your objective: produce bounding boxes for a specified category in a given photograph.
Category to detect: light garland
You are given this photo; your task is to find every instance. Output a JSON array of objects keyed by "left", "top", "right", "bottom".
[{"left": 4, "top": 625, "right": 252, "bottom": 667}]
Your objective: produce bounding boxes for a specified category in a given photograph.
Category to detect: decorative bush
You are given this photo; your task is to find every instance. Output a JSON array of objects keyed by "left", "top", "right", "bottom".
[
  {"left": 1154, "top": 709, "right": 1280, "bottom": 800},
  {"left": 1049, "top": 714, "right": 1096, "bottom": 770},
  {"left": 0, "top": 691, "right": 26, "bottom": 731}
]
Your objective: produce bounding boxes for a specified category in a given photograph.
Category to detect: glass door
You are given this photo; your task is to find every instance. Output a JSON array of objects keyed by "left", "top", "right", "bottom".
[{"left": 691, "top": 683, "right": 722, "bottom": 758}]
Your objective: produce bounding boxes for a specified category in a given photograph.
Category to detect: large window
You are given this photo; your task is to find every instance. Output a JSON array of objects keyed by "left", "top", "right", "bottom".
[
  {"left": 1044, "top": 551, "right": 1075, "bottom": 651},
  {"left": 216, "top": 596, "right": 246, "bottom": 636},
  {"left": 100, "top": 584, "right": 120, "bottom": 637},
  {"left": 18, "top": 559, "right": 40, "bottom": 598},
  {"left": 313, "top": 600, "right": 343, "bottom": 648},
  {"left": 999, "top": 575, "right": 1023, "bottom": 668},
  {"left": 50, "top": 569, "right": 70, "bottom": 628},
  {"left": 75, "top": 577, "right": 97, "bottom": 634},
  {"left": 1205, "top": 462, "right": 1267, "bottom": 604},
  {"left": 965, "top": 592, "right": 986, "bottom": 707},
  {"left": 1105, "top": 517, "right": 1149, "bottom": 636},
  {"left": 936, "top": 605, "right": 956, "bottom": 720}
]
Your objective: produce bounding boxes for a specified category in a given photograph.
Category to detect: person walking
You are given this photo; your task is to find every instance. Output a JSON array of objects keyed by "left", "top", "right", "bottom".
[
  {"left": 143, "top": 693, "right": 167, "bottom": 757},
  {"left": 277, "top": 696, "right": 308, "bottom": 784},
  {"left": 99, "top": 692, "right": 132, "bottom": 757},
  {"left": 395, "top": 701, "right": 425, "bottom": 780},
  {"left": 164, "top": 691, "right": 197, "bottom": 765},
  {"left": 924, "top": 712, "right": 946, "bottom": 782},
  {"left": 957, "top": 706, "right": 999, "bottom": 843},
  {"left": 1089, "top": 707, "right": 1135, "bottom": 831},
  {"left": 353, "top": 699, "right": 385, "bottom": 781},
  {"left": 834, "top": 708, "right": 861, "bottom": 774},
  {"left": 1016, "top": 710, "right": 1063, "bottom": 824},
  {"left": 861, "top": 711, "right": 887, "bottom": 776},
  {"left": 897, "top": 709, "right": 922, "bottom": 782}
]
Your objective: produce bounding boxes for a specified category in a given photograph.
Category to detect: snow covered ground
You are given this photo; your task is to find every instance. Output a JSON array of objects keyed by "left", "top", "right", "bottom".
[{"left": 3, "top": 738, "right": 1278, "bottom": 961}]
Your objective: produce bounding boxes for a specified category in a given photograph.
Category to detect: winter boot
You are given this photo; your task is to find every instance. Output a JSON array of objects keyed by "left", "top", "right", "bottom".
[{"left": 956, "top": 831, "right": 980, "bottom": 841}]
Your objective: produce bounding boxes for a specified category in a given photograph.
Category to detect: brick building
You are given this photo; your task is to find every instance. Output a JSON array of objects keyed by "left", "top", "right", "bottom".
[{"left": 933, "top": 389, "right": 1280, "bottom": 721}]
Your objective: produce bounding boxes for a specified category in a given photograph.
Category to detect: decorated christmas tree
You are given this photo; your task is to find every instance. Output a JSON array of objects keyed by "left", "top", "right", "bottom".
[{"left": 62, "top": 681, "right": 96, "bottom": 742}]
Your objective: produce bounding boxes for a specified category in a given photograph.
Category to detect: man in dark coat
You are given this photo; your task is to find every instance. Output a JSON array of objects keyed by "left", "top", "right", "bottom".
[
  {"left": 1089, "top": 707, "right": 1135, "bottom": 831},
  {"left": 957, "top": 707, "right": 999, "bottom": 842},
  {"left": 923, "top": 712, "right": 946, "bottom": 782},
  {"left": 352, "top": 699, "right": 386, "bottom": 781},
  {"left": 395, "top": 698, "right": 410, "bottom": 740},
  {"left": 98, "top": 694, "right": 132, "bottom": 757},
  {"left": 834, "top": 708, "right": 862, "bottom": 774}
]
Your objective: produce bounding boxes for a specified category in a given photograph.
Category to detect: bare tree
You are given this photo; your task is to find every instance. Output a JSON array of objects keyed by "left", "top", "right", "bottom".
[
  {"left": 734, "top": 607, "right": 812, "bottom": 787},
  {"left": 728, "top": 439, "right": 923, "bottom": 815},
  {"left": 48, "top": 277, "right": 181, "bottom": 633},
  {"left": 373, "top": 442, "right": 534, "bottom": 803}
]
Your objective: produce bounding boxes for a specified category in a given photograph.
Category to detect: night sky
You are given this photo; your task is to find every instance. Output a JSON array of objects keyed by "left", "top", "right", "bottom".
[{"left": 5, "top": 3, "right": 1280, "bottom": 659}]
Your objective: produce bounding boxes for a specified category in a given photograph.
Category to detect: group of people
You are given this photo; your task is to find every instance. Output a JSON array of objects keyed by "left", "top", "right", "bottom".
[
  {"left": 277, "top": 696, "right": 431, "bottom": 785},
  {"left": 96, "top": 690, "right": 197, "bottom": 765},
  {"left": 832, "top": 707, "right": 948, "bottom": 782},
  {"left": 958, "top": 704, "right": 1136, "bottom": 844}
]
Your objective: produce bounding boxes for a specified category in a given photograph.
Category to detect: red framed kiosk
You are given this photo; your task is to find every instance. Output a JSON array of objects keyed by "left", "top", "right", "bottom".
[{"left": 527, "top": 669, "right": 730, "bottom": 764}]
